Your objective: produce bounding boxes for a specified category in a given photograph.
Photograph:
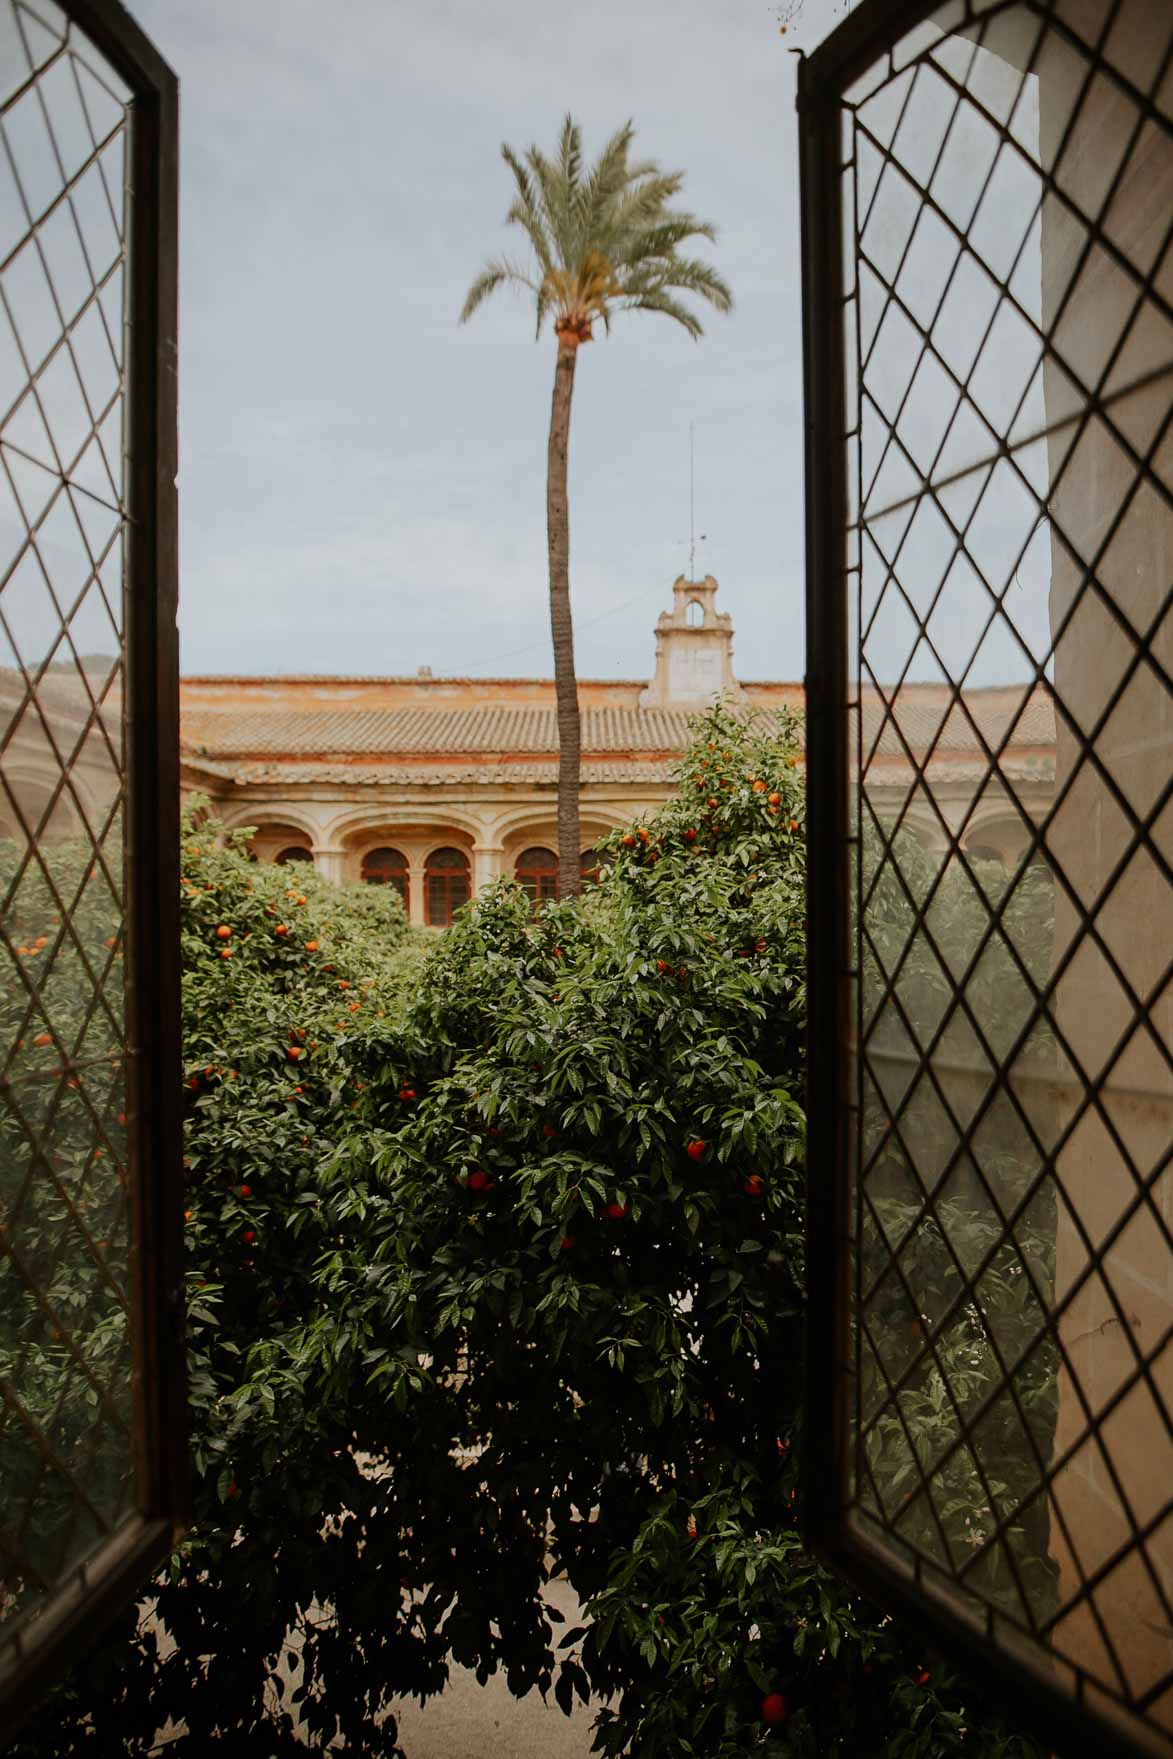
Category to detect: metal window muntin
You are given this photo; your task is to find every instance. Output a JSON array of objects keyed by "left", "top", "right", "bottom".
[
  {"left": 799, "top": 3, "right": 1172, "bottom": 1757},
  {"left": 0, "top": 0, "right": 183, "bottom": 1738}
]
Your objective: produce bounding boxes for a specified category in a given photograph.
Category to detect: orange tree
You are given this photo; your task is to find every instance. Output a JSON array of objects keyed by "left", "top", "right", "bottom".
[{"left": 12, "top": 719, "right": 1043, "bottom": 1757}]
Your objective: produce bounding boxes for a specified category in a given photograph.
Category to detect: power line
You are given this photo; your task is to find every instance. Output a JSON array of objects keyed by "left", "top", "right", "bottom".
[{"left": 452, "top": 578, "right": 669, "bottom": 676}]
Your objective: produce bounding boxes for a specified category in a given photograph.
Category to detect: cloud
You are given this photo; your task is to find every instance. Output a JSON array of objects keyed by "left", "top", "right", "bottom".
[{"left": 128, "top": 0, "right": 850, "bottom": 684}]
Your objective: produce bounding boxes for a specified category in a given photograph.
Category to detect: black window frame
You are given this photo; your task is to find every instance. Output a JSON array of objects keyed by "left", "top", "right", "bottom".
[
  {"left": 798, "top": 5, "right": 1172, "bottom": 1758},
  {"left": 0, "top": 0, "right": 185, "bottom": 1737}
]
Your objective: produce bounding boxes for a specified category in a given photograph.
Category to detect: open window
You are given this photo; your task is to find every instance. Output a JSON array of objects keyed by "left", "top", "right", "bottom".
[
  {"left": 515, "top": 844, "right": 559, "bottom": 906},
  {"left": 800, "top": 4, "right": 1172, "bottom": 1756},
  {"left": 424, "top": 846, "right": 470, "bottom": 927},
  {"left": 0, "top": 0, "right": 183, "bottom": 1735},
  {"left": 361, "top": 845, "right": 409, "bottom": 907}
]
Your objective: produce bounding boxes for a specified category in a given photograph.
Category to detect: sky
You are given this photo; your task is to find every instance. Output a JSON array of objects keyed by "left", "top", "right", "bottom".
[{"left": 121, "top": 0, "right": 857, "bottom": 682}]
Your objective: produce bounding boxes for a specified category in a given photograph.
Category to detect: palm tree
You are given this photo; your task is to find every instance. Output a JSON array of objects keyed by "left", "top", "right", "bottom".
[{"left": 460, "top": 116, "right": 732, "bottom": 896}]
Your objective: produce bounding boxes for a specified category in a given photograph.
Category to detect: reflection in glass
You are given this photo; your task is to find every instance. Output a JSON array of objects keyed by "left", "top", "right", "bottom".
[
  {"left": 842, "top": 0, "right": 1172, "bottom": 1734},
  {"left": 0, "top": 1, "right": 134, "bottom": 1638}
]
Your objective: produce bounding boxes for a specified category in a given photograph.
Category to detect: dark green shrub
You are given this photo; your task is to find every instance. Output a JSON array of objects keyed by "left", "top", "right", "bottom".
[{"left": 11, "top": 723, "right": 1046, "bottom": 1757}]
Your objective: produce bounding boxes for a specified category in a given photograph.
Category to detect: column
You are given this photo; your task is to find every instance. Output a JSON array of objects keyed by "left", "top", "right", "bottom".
[
  {"left": 312, "top": 847, "right": 347, "bottom": 887},
  {"left": 407, "top": 858, "right": 427, "bottom": 928},
  {"left": 472, "top": 845, "right": 504, "bottom": 897}
]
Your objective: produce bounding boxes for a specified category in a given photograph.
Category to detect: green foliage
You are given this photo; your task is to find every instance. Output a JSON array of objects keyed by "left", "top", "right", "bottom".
[
  {"left": 859, "top": 829, "right": 1060, "bottom": 1630},
  {"left": 460, "top": 114, "right": 733, "bottom": 342},
  {"left": 0, "top": 830, "right": 132, "bottom": 1625},
  {"left": 12, "top": 722, "right": 1045, "bottom": 1757}
]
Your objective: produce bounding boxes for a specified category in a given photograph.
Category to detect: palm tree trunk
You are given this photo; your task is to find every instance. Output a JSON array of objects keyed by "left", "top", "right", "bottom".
[{"left": 547, "top": 338, "right": 581, "bottom": 897}]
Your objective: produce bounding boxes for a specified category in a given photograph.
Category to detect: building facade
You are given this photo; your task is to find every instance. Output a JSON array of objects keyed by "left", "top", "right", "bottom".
[{"left": 173, "top": 577, "right": 1057, "bottom": 926}]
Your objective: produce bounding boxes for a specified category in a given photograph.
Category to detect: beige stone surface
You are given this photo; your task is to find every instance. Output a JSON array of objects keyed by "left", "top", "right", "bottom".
[{"left": 388, "top": 1580, "right": 599, "bottom": 1759}]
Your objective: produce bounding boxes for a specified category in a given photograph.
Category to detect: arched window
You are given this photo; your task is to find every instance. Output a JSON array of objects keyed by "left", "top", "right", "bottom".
[
  {"left": 362, "top": 845, "right": 409, "bottom": 908},
  {"left": 515, "top": 845, "right": 559, "bottom": 905},
  {"left": 580, "top": 846, "right": 604, "bottom": 887},
  {"left": 425, "top": 846, "right": 470, "bottom": 927},
  {"left": 686, "top": 599, "right": 704, "bottom": 627},
  {"left": 966, "top": 843, "right": 1004, "bottom": 867},
  {"left": 275, "top": 845, "right": 313, "bottom": 866}
]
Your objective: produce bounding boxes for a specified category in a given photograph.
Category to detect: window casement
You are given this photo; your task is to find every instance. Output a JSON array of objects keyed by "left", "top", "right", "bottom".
[
  {"left": 361, "top": 845, "right": 409, "bottom": 908},
  {"left": 579, "top": 846, "right": 604, "bottom": 887},
  {"left": 515, "top": 845, "right": 559, "bottom": 906},
  {"left": 0, "top": 0, "right": 184, "bottom": 1736},
  {"left": 799, "top": 5, "right": 1172, "bottom": 1757},
  {"left": 424, "top": 846, "right": 470, "bottom": 928}
]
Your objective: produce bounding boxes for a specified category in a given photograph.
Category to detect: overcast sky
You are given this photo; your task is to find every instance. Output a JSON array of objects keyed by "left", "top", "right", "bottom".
[{"left": 122, "top": 0, "right": 856, "bottom": 682}]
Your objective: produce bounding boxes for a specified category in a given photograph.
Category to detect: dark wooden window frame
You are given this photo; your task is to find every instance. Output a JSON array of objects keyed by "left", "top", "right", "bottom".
[
  {"left": 0, "top": 0, "right": 184, "bottom": 1738},
  {"left": 361, "top": 845, "right": 410, "bottom": 910},
  {"left": 424, "top": 846, "right": 470, "bottom": 928},
  {"left": 515, "top": 844, "right": 559, "bottom": 906}
]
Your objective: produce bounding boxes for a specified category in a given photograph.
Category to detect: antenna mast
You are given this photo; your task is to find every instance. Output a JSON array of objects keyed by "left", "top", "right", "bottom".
[{"left": 689, "top": 421, "right": 695, "bottom": 580}]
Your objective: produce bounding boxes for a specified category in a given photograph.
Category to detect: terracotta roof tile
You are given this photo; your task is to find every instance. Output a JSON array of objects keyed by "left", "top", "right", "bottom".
[
  {"left": 180, "top": 702, "right": 725, "bottom": 758},
  {"left": 180, "top": 684, "right": 1054, "bottom": 772},
  {"left": 221, "top": 760, "right": 679, "bottom": 787}
]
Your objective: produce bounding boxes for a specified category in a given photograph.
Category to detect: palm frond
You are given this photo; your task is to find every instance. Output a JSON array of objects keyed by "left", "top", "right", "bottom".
[
  {"left": 459, "top": 258, "right": 536, "bottom": 324},
  {"left": 635, "top": 255, "right": 733, "bottom": 315},
  {"left": 525, "top": 143, "right": 575, "bottom": 268},
  {"left": 462, "top": 116, "right": 732, "bottom": 345},
  {"left": 620, "top": 289, "right": 705, "bottom": 338},
  {"left": 501, "top": 144, "right": 539, "bottom": 222},
  {"left": 619, "top": 218, "right": 718, "bottom": 268},
  {"left": 558, "top": 114, "right": 583, "bottom": 195},
  {"left": 505, "top": 195, "right": 555, "bottom": 279}
]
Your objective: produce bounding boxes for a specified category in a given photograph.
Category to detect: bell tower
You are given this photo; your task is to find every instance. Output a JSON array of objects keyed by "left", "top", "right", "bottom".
[{"left": 640, "top": 575, "right": 743, "bottom": 709}]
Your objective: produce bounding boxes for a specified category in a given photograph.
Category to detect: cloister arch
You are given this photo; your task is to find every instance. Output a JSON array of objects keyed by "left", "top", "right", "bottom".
[
  {"left": 238, "top": 820, "right": 315, "bottom": 865},
  {"left": 216, "top": 803, "right": 321, "bottom": 846}
]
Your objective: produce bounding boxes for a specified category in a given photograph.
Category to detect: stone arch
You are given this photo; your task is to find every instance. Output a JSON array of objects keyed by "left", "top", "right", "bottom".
[
  {"left": 686, "top": 598, "right": 704, "bottom": 628},
  {"left": 894, "top": 809, "right": 944, "bottom": 855},
  {"left": 218, "top": 803, "right": 322, "bottom": 846},
  {"left": 328, "top": 803, "right": 485, "bottom": 850},
  {"left": 231, "top": 818, "right": 316, "bottom": 865},
  {"left": 489, "top": 803, "right": 628, "bottom": 849},
  {"left": 962, "top": 804, "right": 1039, "bottom": 872}
]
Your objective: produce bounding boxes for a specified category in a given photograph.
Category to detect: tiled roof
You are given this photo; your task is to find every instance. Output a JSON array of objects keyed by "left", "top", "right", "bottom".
[
  {"left": 212, "top": 760, "right": 681, "bottom": 788},
  {"left": 181, "top": 703, "right": 716, "bottom": 758},
  {"left": 863, "top": 687, "right": 1055, "bottom": 760},
  {"left": 180, "top": 685, "right": 1055, "bottom": 775},
  {"left": 0, "top": 666, "right": 120, "bottom": 731}
]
